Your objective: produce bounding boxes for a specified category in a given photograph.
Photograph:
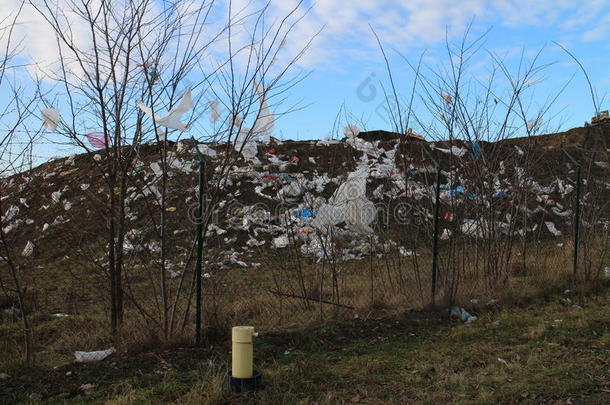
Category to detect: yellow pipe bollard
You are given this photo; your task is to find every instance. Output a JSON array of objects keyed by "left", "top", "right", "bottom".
[{"left": 231, "top": 326, "right": 258, "bottom": 379}]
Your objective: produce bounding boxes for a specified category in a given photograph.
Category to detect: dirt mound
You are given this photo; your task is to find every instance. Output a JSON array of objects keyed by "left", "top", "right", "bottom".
[{"left": 1, "top": 124, "right": 609, "bottom": 272}]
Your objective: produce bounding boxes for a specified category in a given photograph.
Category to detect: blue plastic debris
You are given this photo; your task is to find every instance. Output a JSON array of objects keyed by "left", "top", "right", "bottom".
[
  {"left": 449, "top": 307, "right": 477, "bottom": 323},
  {"left": 298, "top": 208, "right": 315, "bottom": 220},
  {"left": 149, "top": 66, "right": 158, "bottom": 82},
  {"left": 409, "top": 170, "right": 419, "bottom": 176},
  {"left": 279, "top": 173, "right": 294, "bottom": 182},
  {"left": 495, "top": 190, "right": 508, "bottom": 198}
]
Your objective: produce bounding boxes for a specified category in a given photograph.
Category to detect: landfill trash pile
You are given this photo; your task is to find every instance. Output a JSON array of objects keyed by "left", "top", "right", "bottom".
[{"left": 1, "top": 124, "right": 609, "bottom": 272}]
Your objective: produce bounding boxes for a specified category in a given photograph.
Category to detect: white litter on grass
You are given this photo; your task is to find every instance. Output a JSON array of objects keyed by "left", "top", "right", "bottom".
[
  {"left": 273, "top": 234, "right": 289, "bottom": 248},
  {"left": 594, "top": 161, "right": 609, "bottom": 169},
  {"left": 169, "top": 158, "right": 193, "bottom": 173},
  {"left": 51, "top": 191, "right": 62, "bottom": 203},
  {"left": 346, "top": 138, "right": 380, "bottom": 157},
  {"left": 137, "top": 88, "right": 193, "bottom": 131},
  {"left": 2, "top": 205, "right": 19, "bottom": 222},
  {"left": 310, "top": 168, "right": 376, "bottom": 234},
  {"left": 545, "top": 221, "right": 562, "bottom": 236},
  {"left": 234, "top": 126, "right": 259, "bottom": 163},
  {"left": 399, "top": 247, "right": 414, "bottom": 257},
  {"left": 22, "top": 241, "right": 34, "bottom": 257},
  {"left": 461, "top": 219, "right": 485, "bottom": 238},
  {"left": 80, "top": 184, "right": 90, "bottom": 190},
  {"left": 74, "top": 348, "right": 115, "bottom": 363},
  {"left": 434, "top": 145, "right": 468, "bottom": 157},
  {"left": 150, "top": 162, "right": 163, "bottom": 177},
  {"left": 196, "top": 144, "right": 217, "bottom": 158}
]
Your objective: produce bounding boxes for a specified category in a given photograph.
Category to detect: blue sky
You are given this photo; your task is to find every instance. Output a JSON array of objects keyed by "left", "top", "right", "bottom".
[{"left": 2, "top": 0, "right": 610, "bottom": 163}]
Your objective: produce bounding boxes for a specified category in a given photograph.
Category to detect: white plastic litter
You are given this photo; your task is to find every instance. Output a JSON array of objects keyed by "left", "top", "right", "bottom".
[
  {"left": 41, "top": 108, "right": 60, "bottom": 130},
  {"left": 434, "top": 145, "right": 468, "bottom": 157},
  {"left": 51, "top": 191, "right": 62, "bottom": 203},
  {"left": 526, "top": 117, "right": 543, "bottom": 130},
  {"left": 234, "top": 126, "right": 259, "bottom": 162},
  {"left": 22, "top": 241, "right": 34, "bottom": 257},
  {"left": 545, "top": 221, "right": 562, "bottom": 236},
  {"left": 150, "top": 162, "right": 163, "bottom": 177},
  {"left": 2, "top": 205, "right": 19, "bottom": 222},
  {"left": 594, "top": 161, "right": 609, "bottom": 169},
  {"left": 273, "top": 234, "right": 289, "bottom": 248},
  {"left": 196, "top": 144, "right": 217, "bottom": 157},
  {"left": 74, "top": 347, "right": 115, "bottom": 363},
  {"left": 209, "top": 100, "right": 220, "bottom": 124},
  {"left": 310, "top": 168, "right": 376, "bottom": 234},
  {"left": 253, "top": 83, "right": 275, "bottom": 143},
  {"left": 317, "top": 137, "right": 340, "bottom": 146},
  {"left": 461, "top": 219, "right": 491, "bottom": 239},
  {"left": 343, "top": 124, "right": 360, "bottom": 139},
  {"left": 137, "top": 88, "right": 193, "bottom": 131}
]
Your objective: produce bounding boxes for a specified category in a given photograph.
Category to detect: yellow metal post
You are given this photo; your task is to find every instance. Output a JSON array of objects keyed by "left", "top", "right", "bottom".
[{"left": 231, "top": 326, "right": 258, "bottom": 379}]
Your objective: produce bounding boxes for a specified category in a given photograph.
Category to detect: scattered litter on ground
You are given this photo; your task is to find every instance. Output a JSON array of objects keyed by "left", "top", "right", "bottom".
[
  {"left": 448, "top": 307, "right": 477, "bottom": 323},
  {"left": 74, "top": 348, "right": 116, "bottom": 363}
]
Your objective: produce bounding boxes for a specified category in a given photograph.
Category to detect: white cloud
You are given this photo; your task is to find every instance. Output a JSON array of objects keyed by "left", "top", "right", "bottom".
[{"left": 2, "top": 0, "right": 610, "bottom": 74}]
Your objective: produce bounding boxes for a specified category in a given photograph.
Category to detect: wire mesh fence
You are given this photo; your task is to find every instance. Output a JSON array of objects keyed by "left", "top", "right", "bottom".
[{"left": 1, "top": 133, "right": 609, "bottom": 367}]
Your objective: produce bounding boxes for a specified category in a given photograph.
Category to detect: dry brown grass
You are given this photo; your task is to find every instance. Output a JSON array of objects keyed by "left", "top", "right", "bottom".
[{"left": 0, "top": 239, "right": 598, "bottom": 369}]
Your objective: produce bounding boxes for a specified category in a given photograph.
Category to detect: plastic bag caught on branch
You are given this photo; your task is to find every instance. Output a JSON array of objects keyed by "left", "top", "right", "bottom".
[
  {"left": 41, "top": 108, "right": 60, "bottom": 131},
  {"left": 137, "top": 88, "right": 193, "bottom": 131},
  {"left": 343, "top": 124, "right": 360, "bottom": 139},
  {"left": 253, "top": 83, "right": 275, "bottom": 144},
  {"left": 209, "top": 100, "right": 220, "bottom": 124}
]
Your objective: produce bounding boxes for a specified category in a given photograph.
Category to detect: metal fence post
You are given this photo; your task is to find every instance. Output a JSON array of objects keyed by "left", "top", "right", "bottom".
[
  {"left": 193, "top": 140, "right": 206, "bottom": 345},
  {"left": 563, "top": 150, "right": 581, "bottom": 284}
]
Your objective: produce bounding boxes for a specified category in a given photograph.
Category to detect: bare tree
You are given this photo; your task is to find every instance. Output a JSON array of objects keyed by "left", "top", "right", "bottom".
[
  {"left": 28, "top": 0, "right": 316, "bottom": 343},
  {"left": 0, "top": 2, "right": 41, "bottom": 362}
]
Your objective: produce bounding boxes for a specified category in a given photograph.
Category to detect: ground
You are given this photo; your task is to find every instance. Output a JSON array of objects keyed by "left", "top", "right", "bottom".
[{"left": 1, "top": 286, "right": 609, "bottom": 404}]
